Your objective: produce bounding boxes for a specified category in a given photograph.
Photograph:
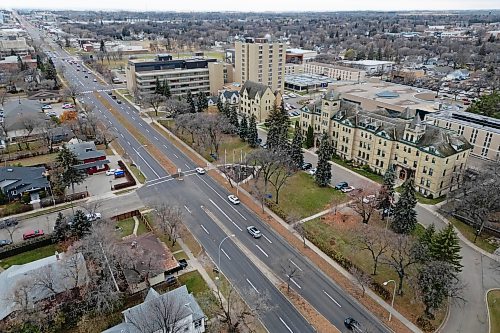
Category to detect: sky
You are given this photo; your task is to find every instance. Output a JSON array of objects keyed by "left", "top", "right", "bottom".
[{"left": 1, "top": 0, "right": 499, "bottom": 12}]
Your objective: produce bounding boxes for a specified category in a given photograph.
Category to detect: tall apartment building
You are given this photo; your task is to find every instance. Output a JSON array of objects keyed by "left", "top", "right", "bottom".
[
  {"left": 126, "top": 55, "right": 230, "bottom": 98},
  {"left": 425, "top": 110, "right": 500, "bottom": 162},
  {"left": 234, "top": 37, "right": 285, "bottom": 93},
  {"left": 304, "top": 62, "right": 366, "bottom": 82},
  {"left": 299, "top": 92, "right": 471, "bottom": 198}
]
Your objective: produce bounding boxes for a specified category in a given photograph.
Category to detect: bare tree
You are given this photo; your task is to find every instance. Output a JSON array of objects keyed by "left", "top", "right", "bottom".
[
  {"left": 143, "top": 93, "right": 166, "bottom": 117},
  {"left": 3, "top": 220, "right": 19, "bottom": 243},
  {"left": 348, "top": 188, "right": 379, "bottom": 224},
  {"left": 281, "top": 258, "right": 302, "bottom": 292},
  {"left": 355, "top": 224, "right": 391, "bottom": 275},
  {"left": 349, "top": 266, "right": 372, "bottom": 297},
  {"left": 96, "top": 121, "right": 117, "bottom": 149},
  {"left": 21, "top": 116, "right": 40, "bottom": 150},
  {"left": 63, "top": 83, "right": 80, "bottom": 106},
  {"left": 294, "top": 223, "right": 307, "bottom": 248},
  {"left": 154, "top": 203, "right": 183, "bottom": 246}
]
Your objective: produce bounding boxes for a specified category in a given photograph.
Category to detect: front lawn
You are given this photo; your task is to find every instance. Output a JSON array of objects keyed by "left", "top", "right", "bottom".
[
  {"left": 178, "top": 271, "right": 209, "bottom": 295},
  {"left": 117, "top": 217, "right": 135, "bottom": 237},
  {"left": 488, "top": 289, "right": 500, "bottom": 333},
  {"left": 0, "top": 244, "right": 58, "bottom": 269},
  {"left": 330, "top": 155, "right": 384, "bottom": 184},
  {"left": 449, "top": 217, "right": 498, "bottom": 253},
  {"left": 6, "top": 152, "right": 58, "bottom": 166}
]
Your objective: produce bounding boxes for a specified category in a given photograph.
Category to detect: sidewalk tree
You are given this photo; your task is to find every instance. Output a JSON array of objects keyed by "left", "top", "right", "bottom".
[
  {"left": 247, "top": 115, "right": 259, "bottom": 148},
  {"left": 379, "top": 166, "right": 396, "bottom": 210},
  {"left": 355, "top": 224, "right": 391, "bottom": 275},
  {"left": 71, "top": 209, "right": 91, "bottom": 238},
  {"left": 143, "top": 93, "right": 166, "bottom": 117},
  {"left": 391, "top": 178, "right": 417, "bottom": 234},
  {"left": 55, "top": 145, "right": 85, "bottom": 199},
  {"left": 238, "top": 115, "right": 248, "bottom": 141},
  {"left": 290, "top": 121, "right": 304, "bottom": 169},
  {"left": 185, "top": 90, "right": 196, "bottom": 113},
  {"left": 154, "top": 203, "right": 183, "bottom": 246},
  {"left": 315, "top": 132, "right": 333, "bottom": 187},
  {"left": 349, "top": 188, "right": 379, "bottom": 224},
  {"left": 266, "top": 102, "right": 290, "bottom": 152},
  {"left": 431, "top": 224, "right": 463, "bottom": 274},
  {"left": 53, "top": 212, "right": 68, "bottom": 242}
]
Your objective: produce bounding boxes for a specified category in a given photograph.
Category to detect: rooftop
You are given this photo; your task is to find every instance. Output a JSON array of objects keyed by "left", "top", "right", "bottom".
[
  {"left": 343, "top": 60, "right": 395, "bottom": 66},
  {"left": 425, "top": 110, "right": 500, "bottom": 135},
  {"left": 306, "top": 61, "right": 364, "bottom": 72},
  {"left": 285, "top": 73, "right": 336, "bottom": 87}
]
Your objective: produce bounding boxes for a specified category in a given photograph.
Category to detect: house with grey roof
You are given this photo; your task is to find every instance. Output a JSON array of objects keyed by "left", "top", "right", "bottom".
[
  {"left": 102, "top": 286, "right": 205, "bottom": 333},
  {"left": 66, "top": 140, "right": 110, "bottom": 175},
  {"left": 239, "top": 80, "right": 280, "bottom": 122},
  {"left": 0, "top": 252, "right": 88, "bottom": 321},
  {"left": 0, "top": 166, "right": 49, "bottom": 202},
  {"left": 1, "top": 98, "right": 48, "bottom": 141},
  {"left": 219, "top": 90, "right": 240, "bottom": 106}
]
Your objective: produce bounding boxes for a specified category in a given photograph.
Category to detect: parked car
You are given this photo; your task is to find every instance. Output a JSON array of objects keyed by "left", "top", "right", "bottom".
[
  {"left": 247, "top": 226, "right": 262, "bottom": 238},
  {"left": 47, "top": 111, "right": 57, "bottom": 117},
  {"left": 111, "top": 95, "right": 117, "bottom": 100},
  {"left": 228, "top": 194, "right": 240, "bottom": 205},
  {"left": 178, "top": 259, "right": 188, "bottom": 269},
  {"left": 23, "top": 229, "right": 44, "bottom": 240},
  {"left": 114, "top": 170, "right": 125, "bottom": 178},
  {"left": 0, "top": 218, "right": 19, "bottom": 229},
  {"left": 362, "top": 195, "right": 376, "bottom": 203},
  {"left": 0, "top": 239, "right": 12, "bottom": 247},
  {"left": 93, "top": 78, "right": 97, "bottom": 82},
  {"left": 335, "top": 181, "right": 348, "bottom": 190},
  {"left": 85, "top": 213, "right": 102, "bottom": 222},
  {"left": 41, "top": 104, "right": 52, "bottom": 109},
  {"left": 84, "top": 75, "right": 88, "bottom": 78},
  {"left": 107, "top": 91, "right": 113, "bottom": 95},
  {"left": 165, "top": 275, "right": 177, "bottom": 286},
  {"left": 344, "top": 317, "right": 362, "bottom": 331},
  {"left": 106, "top": 168, "right": 119, "bottom": 176},
  {"left": 195, "top": 167, "right": 206, "bottom": 175},
  {"left": 308, "top": 168, "right": 317, "bottom": 175},
  {"left": 117, "top": 100, "right": 122, "bottom": 104},
  {"left": 301, "top": 162, "right": 313, "bottom": 170},
  {"left": 341, "top": 186, "right": 356, "bottom": 193}
]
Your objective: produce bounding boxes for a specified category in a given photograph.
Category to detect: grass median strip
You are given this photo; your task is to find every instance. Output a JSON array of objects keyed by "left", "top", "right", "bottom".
[
  {"left": 94, "top": 93, "right": 178, "bottom": 175},
  {"left": 488, "top": 289, "right": 500, "bottom": 333}
]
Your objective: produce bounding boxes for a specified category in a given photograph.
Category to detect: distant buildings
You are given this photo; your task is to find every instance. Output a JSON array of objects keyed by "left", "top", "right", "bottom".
[
  {"left": 126, "top": 55, "right": 231, "bottom": 98},
  {"left": 304, "top": 62, "right": 366, "bottom": 82},
  {"left": 0, "top": 55, "right": 36, "bottom": 71},
  {"left": 234, "top": 37, "right": 285, "bottom": 93},
  {"left": 340, "top": 60, "right": 394, "bottom": 74},
  {"left": 0, "top": 37, "right": 31, "bottom": 57},
  {"left": 239, "top": 80, "right": 280, "bottom": 122},
  {"left": 284, "top": 48, "right": 317, "bottom": 75}
]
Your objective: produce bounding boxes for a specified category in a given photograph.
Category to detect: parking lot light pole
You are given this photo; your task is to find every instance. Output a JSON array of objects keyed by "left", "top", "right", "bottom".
[
  {"left": 383, "top": 279, "right": 396, "bottom": 322},
  {"left": 218, "top": 234, "right": 235, "bottom": 279}
]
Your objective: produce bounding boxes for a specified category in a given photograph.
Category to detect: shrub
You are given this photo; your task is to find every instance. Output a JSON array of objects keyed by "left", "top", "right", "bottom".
[
  {"left": 0, "top": 234, "right": 54, "bottom": 260},
  {"left": 416, "top": 316, "right": 435, "bottom": 331},
  {"left": 21, "top": 192, "right": 31, "bottom": 204}
]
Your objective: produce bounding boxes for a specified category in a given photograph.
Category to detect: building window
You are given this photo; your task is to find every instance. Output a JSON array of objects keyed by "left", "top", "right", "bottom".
[
  {"left": 440, "top": 181, "right": 444, "bottom": 189},
  {"left": 432, "top": 158, "right": 435, "bottom": 164},
  {"left": 426, "top": 180, "right": 431, "bottom": 187},
  {"left": 429, "top": 168, "right": 434, "bottom": 176},
  {"left": 443, "top": 170, "right": 446, "bottom": 176}
]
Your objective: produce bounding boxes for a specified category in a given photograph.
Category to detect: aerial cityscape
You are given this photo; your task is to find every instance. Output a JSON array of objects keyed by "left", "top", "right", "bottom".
[{"left": 0, "top": 2, "right": 499, "bottom": 333}]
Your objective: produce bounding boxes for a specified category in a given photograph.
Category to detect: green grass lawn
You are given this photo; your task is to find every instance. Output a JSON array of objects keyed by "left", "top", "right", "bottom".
[
  {"left": 6, "top": 152, "right": 58, "bottom": 167},
  {"left": 272, "top": 172, "right": 347, "bottom": 219},
  {"left": 415, "top": 192, "right": 447, "bottom": 205},
  {"left": 488, "top": 289, "right": 500, "bottom": 333},
  {"left": 178, "top": 271, "right": 209, "bottom": 295},
  {"left": 127, "top": 163, "right": 146, "bottom": 183},
  {"left": 449, "top": 217, "right": 498, "bottom": 253},
  {"left": 0, "top": 244, "right": 58, "bottom": 269},
  {"left": 117, "top": 217, "right": 135, "bottom": 237},
  {"left": 174, "top": 251, "right": 189, "bottom": 260},
  {"left": 330, "top": 155, "right": 384, "bottom": 184},
  {"left": 136, "top": 219, "right": 149, "bottom": 235}
]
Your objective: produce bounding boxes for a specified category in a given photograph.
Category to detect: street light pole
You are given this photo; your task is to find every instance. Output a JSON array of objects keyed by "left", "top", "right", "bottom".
[
  {"left": 383, "top": 279, "right": 396, "bottom": 322},
  {"left": 218, "top": 234, "right": 235, "bottom": 278}
]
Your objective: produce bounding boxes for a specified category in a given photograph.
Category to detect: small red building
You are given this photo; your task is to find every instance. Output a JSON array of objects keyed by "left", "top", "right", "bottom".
[{"left": 67, "top": 141, "right": 109, "bottom": 175}]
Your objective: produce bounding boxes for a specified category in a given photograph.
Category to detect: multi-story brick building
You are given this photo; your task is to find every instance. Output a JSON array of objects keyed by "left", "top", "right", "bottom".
[
  {"left": 299, "top": 92, "right": 471, "bottom": 197},
  {"left": 304, "top": 62, "right": 366, "bottom": 82}
]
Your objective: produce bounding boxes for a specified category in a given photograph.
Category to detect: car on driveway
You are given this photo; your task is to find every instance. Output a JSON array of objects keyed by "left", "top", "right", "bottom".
[
  {"left": 41, "top": 104, "right": 52, "bottom": 109},
  {"left": 335, "top": 181, "right": 348, "bottom": 190},
  {"left": 86, "top": 213, "right": 102, "bottom": 222},
  {"left": 344, "top": 317, "right": 362, "bottom": 331},
  {"left": 228, "top": 194, "right": 240, "bottom": 205},
  {"left": 23, "top": 229, "right": 44, "bottom": 240},
  {"left": 247, "top": 226, "right": 262, "bottom": 238},
  {"left": 308, "top": 168, "right": 317, "bottom": 175},
  {"left": 47, "top": 111, "right": 57, "bottom": 117},
  {"left": 195, "top": 167, "right": 206, "bottom": 175},
  {"left": 0, "top": 239, "right": 12, "bottom": 247},
  {"left": 301, "top": 162, "right": 313, "bottom": 170},
  {"left": 341, "top": 185, "right": 356, "bottom": 193},
  {"left": 106, "top": 168, "right": 119, "bottom": 176}
]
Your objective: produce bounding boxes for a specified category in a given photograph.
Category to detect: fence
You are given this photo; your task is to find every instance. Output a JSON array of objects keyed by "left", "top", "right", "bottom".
[
  {"left": 0, "top": 234, "right": 54, "bottom": 260},
  {"left": 111, "top": 209, "right": 140, "bottom": 221},
  {"left": 113, "top": 160, "right": 137, "bottom": 190}
]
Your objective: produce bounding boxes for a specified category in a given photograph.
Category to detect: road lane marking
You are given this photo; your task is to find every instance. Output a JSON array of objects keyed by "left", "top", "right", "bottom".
[
  {"left": 108, "top": 120, "right": 112, "bottom": 124},
  {"left": 322, "top": 290, "right": 342, "bottom": 307},
  {"left": 133, "top": 147, "right": 160, "bottom": 178},
  {"left": 120, "top": 133, "right": 124, "bottom": 138},
  {"left": 221, "top": 248, "right": 231, "bottom": 260},
  {"left": 132, "top": 117, "right": 136, "bottom": 120},
  {"left": 201, "top": 224, "right": 209, "bottom": 235},
  {"left": 103, "top": 114, "right": 107, "bottom": 119},
  {"left": 279, "top": 317, "right": 294, "bottom": 333},
  {"left": 263, "top": 235, "right": 272, "bottom": 244},
  {"left": 154, "top": 136, "right": 159, "bottom": 140},
  {"left": 139, "top": 123, "right": 143, "bottom": 126},
  {"left": 127, "top": 141, "right": 131, "bottom": 145},
  {"left": 209, "top": 199, "right": 243, "bottom": 231},
  {"left": 126, "top": 111, "right": 129, "bottom": 114},
  {"left": 184, "top": 205, "right": 192, "bottom": 214},
  {"left": 246, "top": 278, "right": 259, "bottom": 293},
  {"left": 146, "top": 129, "right": 150, "bottom": 133},
  {"left": 288, "top": 276, "right": 301, "bottom": 289},
  {"left": 173, "top": 153, "right": 179, "bottom": 158},
  {"left": 289, "top": 259, "right": 303, "bottom": 272},
  {"left": 185, "top": 163, "right": 190, "bottom": 169},
  {"left": 255, "top": 244, "right": 269, "bottom": 257},
  {"left": 145, "top": 177, "right": 175, "bottom": 187},
  {"left": 163, "top": 144, "right": 168, "bottom": 149},
  {"left": 197, "top": 176, "right": 248, "bottom": 221}
]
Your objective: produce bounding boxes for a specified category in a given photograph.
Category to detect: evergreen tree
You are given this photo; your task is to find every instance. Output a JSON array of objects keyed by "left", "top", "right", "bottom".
[
  {"left": 377, "top": 47, "right": 383, "bottom": 60},
  {"left": 266, "top": 102, "right": 290, "bottom": 151},
  {"left": 36, "top": 54, "right": 45, "bottom": 72},
  {"left": 379, "top": 166, "right": 396, "bottom": 210},
  {"left": 185, "top": 90, "right": 196, "bottom": 113},
  {"left": 290, "top": 121, "right": 304, "bottom": 169},
  {"left": 99, "top": 40, "right": 105, "bottom": 53},
  {"left": 56, "top": 145, "right": 86, "bottom": 197},
  {"left": 217, "top": 98, "right": 223, "bottom": 113},
  {"left": 432, "top": 224, "right": 463, "bottom": 273},
  {"left": 222, "top": 102, "right": 231, "bottom": 118},
  {"left": 247, "top": 115, "right": 259, "bottom": 148},
  {"left": 53, "top": 212, "right": 68, "bottom": 242},
  {"left": 71, "top": 209, "right": 91, "bottom": 238},
  {"left": 229, "top": 106, "right": 239, "bottom": 129},
  {"left": 154, "top": 78, "right": 163, "bottom": 95},
  {"left": 315, "top": 133, "right": 333, "bottom": 187},
  {"left": 419, "top": 223, "right": 436, "bottom": 249},
  {"left": 391, "top": 178, "right": 417, "bottom": 234},
  {"left": 196, "top": 92, "right": 206, "bottom": 112},
  {"left": 239, "top": 115, "right": 248, "bottom": 141},
  {"left": 162, "top": 79, "right": 171, "bottom": 98},
  {"left": 305, "top": 125, "right": 314, "bottom": 148}
]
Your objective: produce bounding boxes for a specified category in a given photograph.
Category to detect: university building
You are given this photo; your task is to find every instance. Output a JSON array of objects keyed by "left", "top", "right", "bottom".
[{"left": 239, "top": 80, "right": 281, "bottom": 123}]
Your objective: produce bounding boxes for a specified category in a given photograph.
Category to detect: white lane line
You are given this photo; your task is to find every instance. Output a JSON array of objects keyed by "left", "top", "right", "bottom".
[
  {"left": 173, "top": 153, "right": 179, "bottom": 158},
  {"left": 146, "top": 129, "right": 150, "bottom": 133},
  {"left": 108, "top": 120, "right": 112, "bottom": 124},
  {"left": 120, "top": 133, "right": 124, "bottom": 138},
  {"left": 126, "top": 111, "right": 129, "bottom": 114},
  {"left": 127, "top": 141, "right": 131, "bottom": 145},
  {"left": 288, "top": 276, "right": 301, "bottom": 289},
  {"left": 154, "top": 136, "right": 159, "bottom": 141},
  {"left": 139, "top": 123, "right": 143, "bottom": 127},
  {"left": 185, "top": 163, "right": 190, "bottom": 169},
  {"left": 208, "top": 199, "right": 243, "bottom": 231},
  {"left": 133, "top": 147, "right": 160, "bottom": 178},
  {"left": 196, "top": 176, "right": 248, "bottom": 221},
  {"left": 184, "top": 205, "right": 192, "bottom": 214},
  {"left": 289, "top": 259, "right": 303, "bottom": 272},
  {"left": 99, "top": 110, "right": 102, "bottom": 113},
  {"left": 103, "top": 114, "right": 107, "bottom": 119},
  {"left": 132, "top": 117, "right": 136, "bottom": 120},
  {"left": 322, "top": 290, "right": 342, "bottom": 307},
  {"left": 246, "top": 278, "right": 259, "bottom": 293},
  {"left": 221, "top": 248, "right": 231, "bottom": 260},
  {"left": 201, "top": 224, "right": 209, "bottom": 235},
  {"left": 279, "top": 317, "right": 294, "bottom": 333},
  {"left": 145, "top": 177, "right": 175, "bottom": 187},
  {"left": 163, "top": 144, "right": 168, "bottom": 149},
  {"left": 263, "top": 235, "right": 273, "bottom": 244},
  {"left": 255, "top": 244, "right": 269, "bottom": 257}
]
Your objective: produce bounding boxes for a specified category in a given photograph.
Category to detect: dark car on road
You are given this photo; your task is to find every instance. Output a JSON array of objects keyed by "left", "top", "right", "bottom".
[
  {"left": 335, "top": 181, "right": 349, "bottom": 190},
  {"left": 344, "top": 317, "right": 362, "bottom": 331},
  {"left": 301, "top": 162, "right": 313, "bottom": 170},
  {"left": 0, "top": 239, "right": 12, "bottom": 247}
]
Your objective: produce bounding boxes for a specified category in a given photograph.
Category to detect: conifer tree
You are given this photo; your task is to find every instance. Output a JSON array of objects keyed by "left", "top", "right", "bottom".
[
  {"left": 185, "top": 90, "right": 196, "bottom": 113},
  {"left": 222, "top": 102, "right": 231, "bottom": 118},
  {"left": 305, "top": 125, "right": 314, "bottom": 148},
  {"left": 239, "top": 115, "right": 248, "bottom": 141},
  {"left": 162, "top": 79, "right": 171, "bottom": 98},
  {"left": 154, "top": 78, "right": 163, "bottom": 95},
  {"left": 379, "top": 166, "right": 396, "bottom": 210},
  {"left": 432, "top": 224, "right": 463, "bottom": 273},
  {"left": 196, "top": 92, "right": 206, "bottom": 112},
  {"left": 391, "top": 178, "right": 417, "bottom": 234},
  {"left": 247, "top": 115, "right": 259, "bottom": 148},
  {"left": 315, "top": 133, "right": 333, "bottom": 187},
  {"left": 419, "top": 223, "right": 436, "bottom": 249},
  {"left": 229, "top": 106, "right": 239, "bottom": 129},
  {"left": 217, "top": 98, "right": 223, "bottom": 113},
  {"left": 266, "top": 102, "right": 290, "bottom": 151},
  {"left": 53, "top": 212, "right": 68, "bottom": 242},
  {"left": 71, "top": 209, "right": 91, "bottom": 238},
  {"left": 290, "top": 121, "right": 304, "bottom": 169}
]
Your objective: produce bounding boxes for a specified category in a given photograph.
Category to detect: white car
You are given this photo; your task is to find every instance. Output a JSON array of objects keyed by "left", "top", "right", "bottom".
[
  {"left": 289, "top": 93, "right": 297, "bottom": 98},
  {"left": 47, "top": 111, "right": 57, "bottom": 117},
  {"left": 86, "top": 213, "right": 102, "bottom": 222},
  {"left": 362, "top": 195, "right": 376, "bottom": 204},
  {"left": 41, "top": 104, "right": 52, "bottom": 109},
  {"left": 247, "top": 226, "right": 262, "bottom": 238},
  {"left": 341, "top": 186, "right": 356, "bottom": 193},
  {"left": 106, "top": 169, "right": 119, "bottom": 176},
  {"left": 195, "top": 167, "right": 206, "bottom": 175},
  {"left": 227, "top": 194, "right": 240, "bottom": 205},
  {"left": 93, "top": 78, "right": 97, "bottom": 82},
  {"left": 308, "top": 168, "right": 317, "bottom": 175}
]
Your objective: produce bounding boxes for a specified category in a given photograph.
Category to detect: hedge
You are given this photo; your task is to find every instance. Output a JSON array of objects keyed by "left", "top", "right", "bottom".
[{"left": 0, "top": 234, "right": 54, "bottom": 260}]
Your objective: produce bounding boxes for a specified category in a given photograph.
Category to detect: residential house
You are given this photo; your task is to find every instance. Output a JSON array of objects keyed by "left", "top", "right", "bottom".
[
  {"left": 2, "top": 99, "right": 48, "bottom": 141},
  {"left": 66, "top": 140, "right": 109, "bottom": 175},
  {"left": 102, "top": 286, "right": 206, "bottom": 333},
  {"left": 239, "top": 80, "right": 280, "bottom": 122},
  {"left": 0, "top": 55, "right": 37, "bottom": 71},
  {"left": 0, "top": 252, "right": 88, "bottom": 322},
  {"left": 0, "top": 166, "right": 49, "bottom": 202},
  {"left": 219, "top": 90, "right": 240, "bottom": 106},
  {"left": 207, "top": 96, "right": 218, "bottom": 107},
  {"left": 27, "top": 90, "right": 62, "bottom": 104}
]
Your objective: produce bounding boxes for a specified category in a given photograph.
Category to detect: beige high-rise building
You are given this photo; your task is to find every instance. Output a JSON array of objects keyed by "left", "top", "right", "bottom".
[{"left": 235, "top": 37, "right": 285, "bottom": 93}]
